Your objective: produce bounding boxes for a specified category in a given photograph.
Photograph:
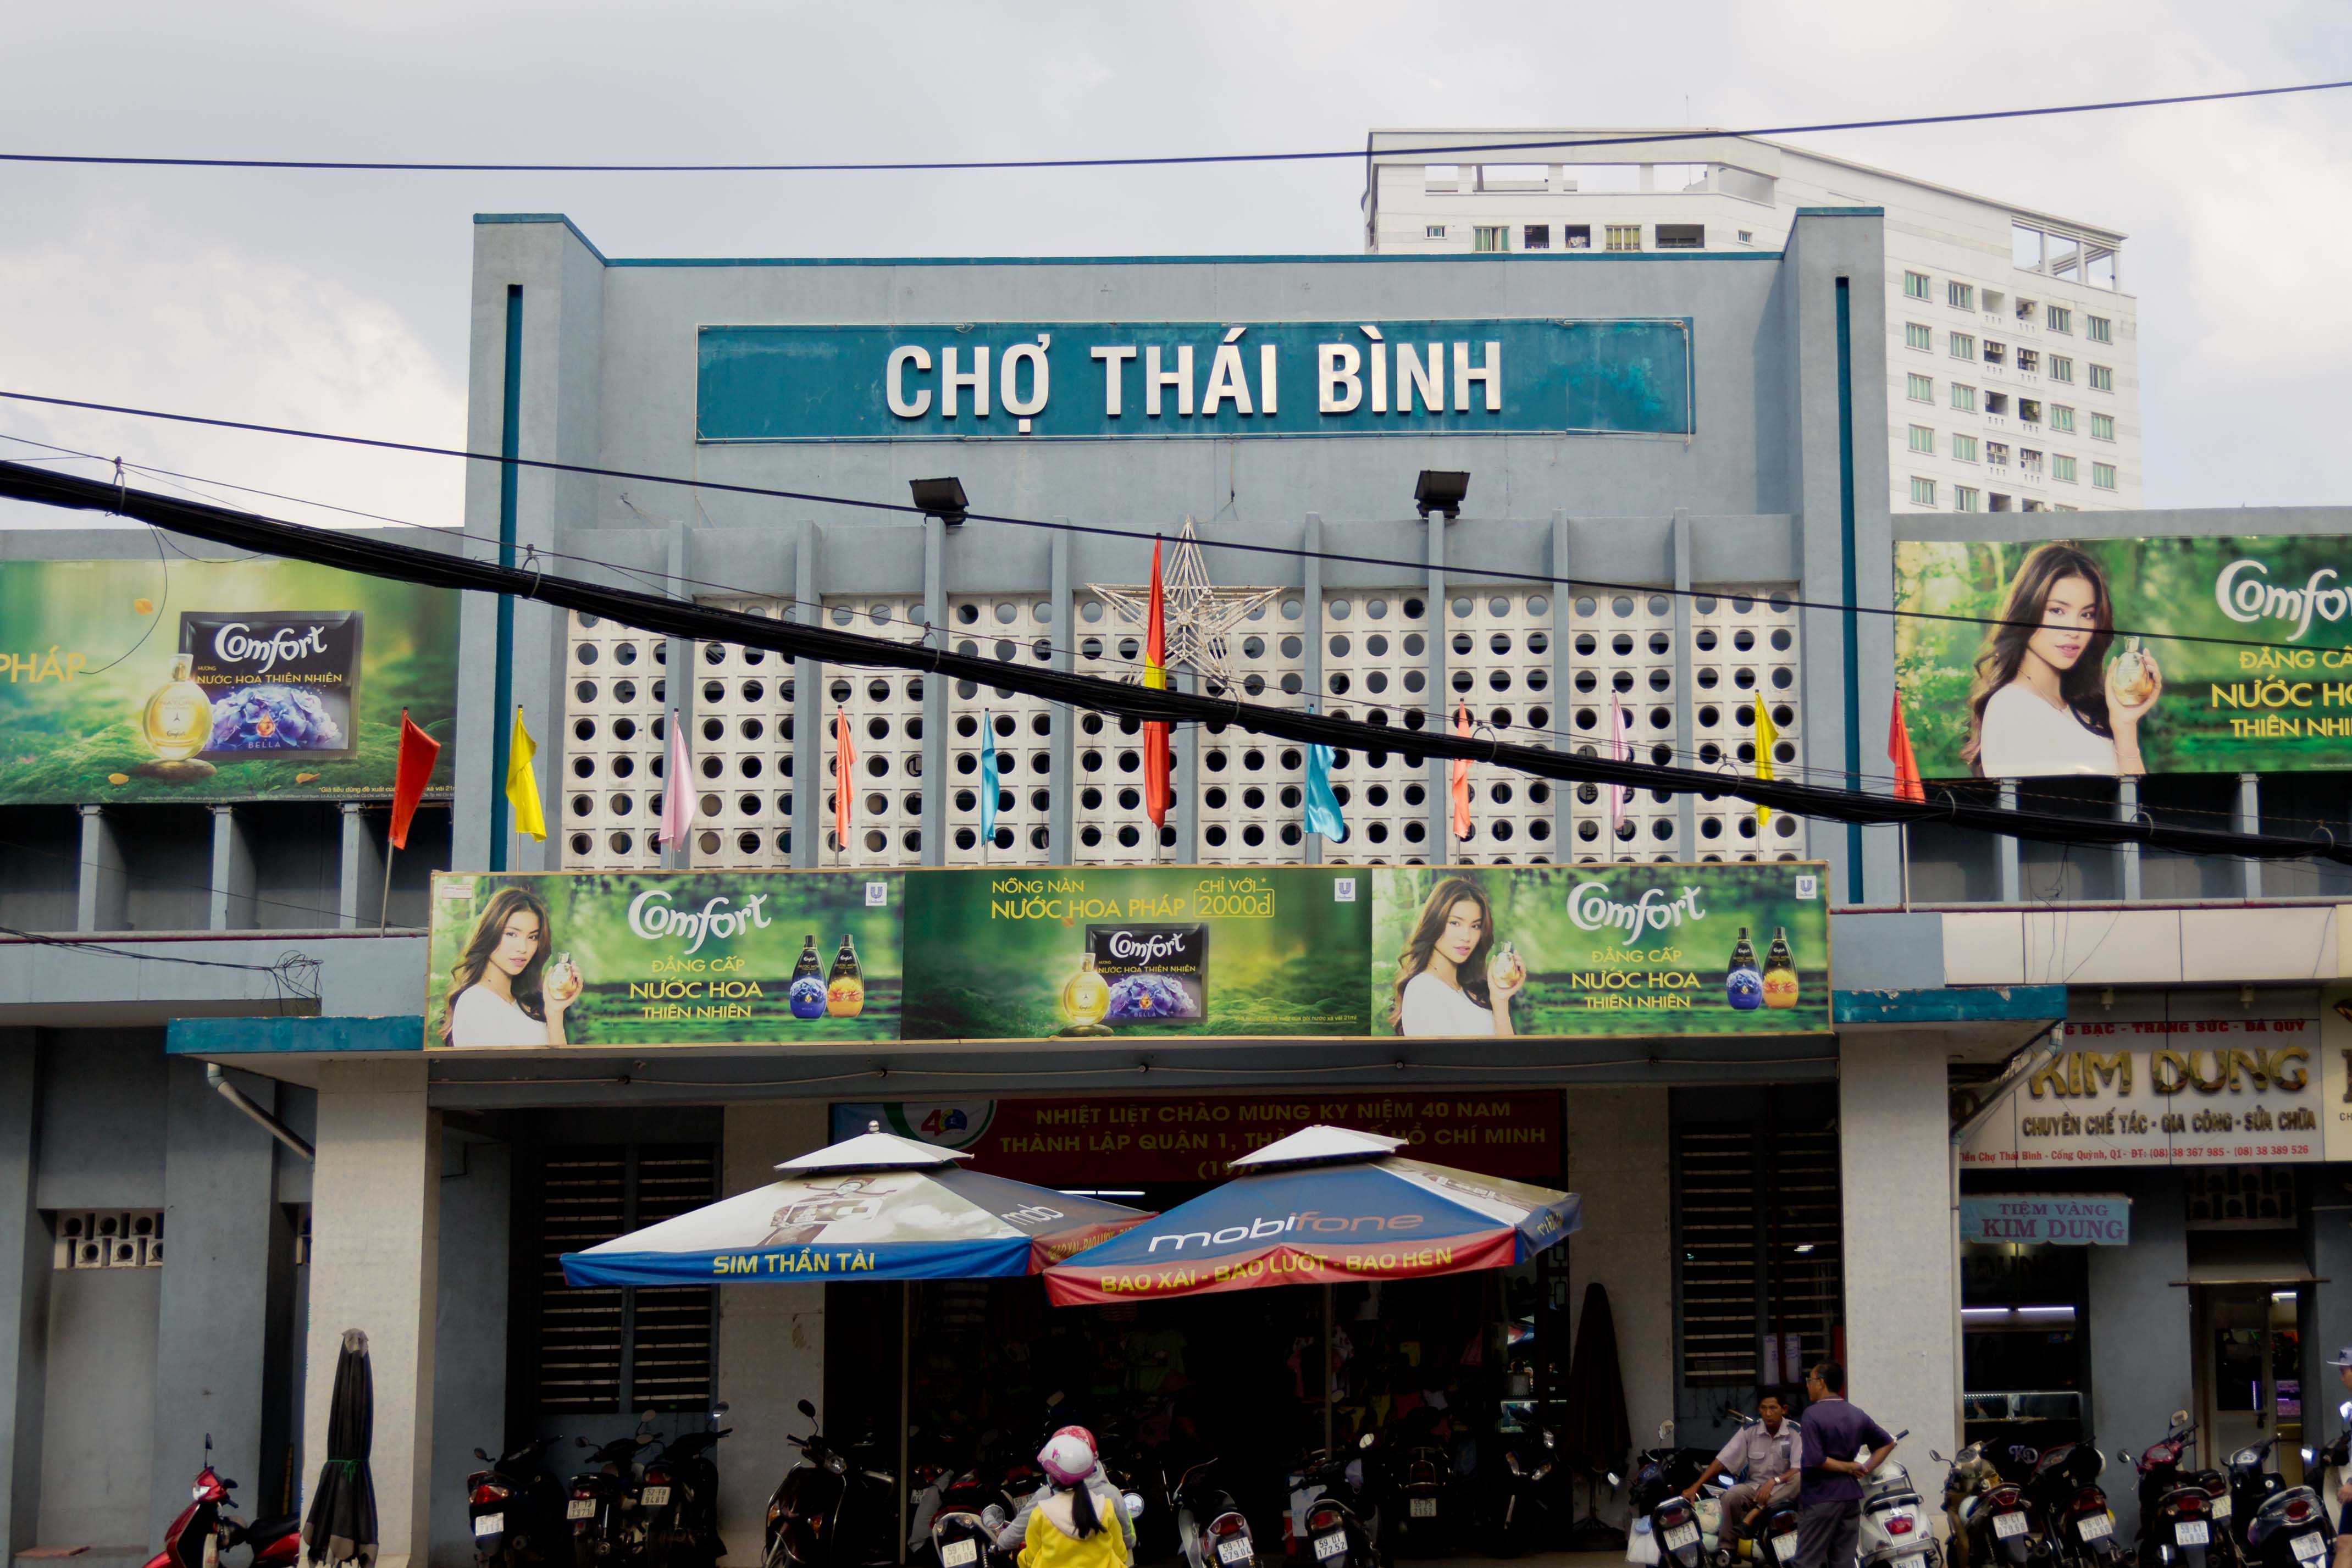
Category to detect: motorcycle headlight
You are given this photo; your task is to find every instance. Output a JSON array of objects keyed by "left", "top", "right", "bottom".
[{"left": 824, "top": 1454, "right": 848, "bottom": 1475}]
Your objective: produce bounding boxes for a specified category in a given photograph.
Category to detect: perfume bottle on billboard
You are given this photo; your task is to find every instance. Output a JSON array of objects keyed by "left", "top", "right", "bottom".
[
  {"left": 1762, "top": 927, "right": 1799, "bottom": 1011},
  {"left": 789, "top": 934, "right": 828, "bottom": 1020},
  {"left": 826, "top": 935, "right": 866, "bottom": 1018},
  {"left": 1725, "top": 927, "right": 1764, "bottom": 1012}
]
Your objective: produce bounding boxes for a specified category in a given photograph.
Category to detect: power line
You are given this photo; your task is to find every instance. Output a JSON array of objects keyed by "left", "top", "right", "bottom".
[
  {"left": 4, "top": 457, "right": 2345, "bottom": 871},
  {"left": 1, "top": 387, "right": 2338, "bottom": 661},
  {"left": 2, "top": 81, "right": 2344, "bottom": 174}
]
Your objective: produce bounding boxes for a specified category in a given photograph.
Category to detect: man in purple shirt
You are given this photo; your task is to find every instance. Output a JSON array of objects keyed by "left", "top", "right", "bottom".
[{"left": 1794, "top": 1362, "right": 1896, "bottom": 1568}]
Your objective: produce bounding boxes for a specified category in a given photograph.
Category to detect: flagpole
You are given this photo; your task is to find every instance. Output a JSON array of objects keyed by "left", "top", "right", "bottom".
[{"left": 379, "top": 832, "right": 396, "bottom": 933}]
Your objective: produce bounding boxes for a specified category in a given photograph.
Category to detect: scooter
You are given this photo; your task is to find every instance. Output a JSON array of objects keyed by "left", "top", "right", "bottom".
[
  {"left": 1383, "top": 1416, "right": 1457, "bottom": 1559},
  {"left": 1474, "top": 1415, "right": 1559, "bottom": 1558},
  {"left": 1934, "top": 1442, "right": 2045, "bottom": 1568},
  {"left": 2225, "top": 1438, "right": 2283, "bottom": 1543},
  {"left": 468, "top": 1434, "right": 569, "bottom": 1568},
  {"left": 1626, "top": 1422, "right": 1720, "bottom": 1568},
  {"left": 1172, "top": 1458, "right": 1257, "bottom": 1568},
  {"left": 2022, "top": 1441, "right": 2122, "bottom": 1568},
  {"left": 568, "top": 1415, "right": 660, "bottom": 1568},
  {"left": 1857, "top": 1434, "right": 1939, "bottom": 1568},
  {"left": 148, "top": 1437, "right": 300, "bottom": 1568},
  {"left": 642, "top": 1402, "right": 732, "bottom": 1568},
  {"left": 763, "top": 1399, "right": 899, "bottom": 1568},
  {"left": 2128, "top": 1416, "right": 2229, "bottom": 1568},
  {"left": 2244, "top": 1492, "right": 2332, "bottom": 1568},
  {"left": 1289, "top": 1434, "right": 1381, "bottom": 1568}
]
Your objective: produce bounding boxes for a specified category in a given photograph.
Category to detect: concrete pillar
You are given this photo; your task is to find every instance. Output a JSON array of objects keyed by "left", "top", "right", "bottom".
[
  {"left": 792, "top": 524, "right": 819, "bottom": 870},
  {"left": 77, "top": 805, "right": 126, "bottom": 932},
  {"left": 715, "top": 1102, "right": 828, "bottom": 1567},
  {"left": 1550, "top": 512, "right": 1573, "bottom": 855},
  {"left": 339, "top": 804, "right": 386, "bottom": 930},
  {"left": 428, "top": 1138, "right": 510, "bottom": 1568},
  {"left": 303, "top": 1060, "right": 440, "bottom": 1568},
  {"left": 1996, "top": 782, "right": 2022, "bottom": 904},
  {"left": 921, "top": 519, "right": 947, "bottom": 867},
  {"left": 2087, "top": 1171, "right": 2190, "bottom": 1542},
  {"left": 1301, "top": 515, "right": 1324, "bottom": 866},
  {"left": 1425, "top": 513, "right": 1449, "bottom": 855},
  {"left": 1670, "top": 509, "right": 1697, "bottom": 854},
  {"left": 150, "top": 1062, "right": 284, "bottom": 1546},
  {"left": 1563, "top": 1087, "right": 1673, "bottom": 1522},
  {"left": 0, "top": 1032, "right": 49, "bottom": 1557},
  {"left": 209, "top": 806, "right": 257, "bottom": 931},
  {"left": 1048, "top": 524, "right": 1074, "bottom": 866},
  {"left": 1837, "top": 1038, "right": 1958, "bottom": 1460}
]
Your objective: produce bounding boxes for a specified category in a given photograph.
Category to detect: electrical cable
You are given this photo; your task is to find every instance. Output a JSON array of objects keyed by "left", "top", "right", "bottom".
[
  {"left": 11, "top": 429, "right": 2347, "bottom": 843},
  {"left": 5, "top": 457, "right": 2346, "bottom": 870},
  {"left": 2, "top": 81, "right": 2344, "bottom": 174},
  {"left": 0, "top": 922, "right": 324, "bottom": 994}
]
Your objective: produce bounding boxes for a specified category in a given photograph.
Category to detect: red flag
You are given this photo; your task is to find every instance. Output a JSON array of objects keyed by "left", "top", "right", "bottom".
[
  {"left": 389, "top": 708, "right": 440, "bottom": 850},
  {"left": 1451, "top": 701, "right": 1473, "bottom": 841},
  {"left": 1142, "top": 538, "right": 1171, "bottom": 831},
  {"left": 835, "top": 705, "right": 856, "bottom": 851},
  {"left": 1889, "top": 689, "right": 1926, "bottom": 803}
]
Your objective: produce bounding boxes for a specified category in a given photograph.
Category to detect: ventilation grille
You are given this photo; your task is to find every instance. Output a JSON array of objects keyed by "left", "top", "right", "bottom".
[{"left": 1675, "top": 1118, "right": 1842, "bottom": 1386}]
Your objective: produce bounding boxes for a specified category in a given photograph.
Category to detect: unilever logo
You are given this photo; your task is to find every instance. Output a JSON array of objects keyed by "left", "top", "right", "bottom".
[
  {"left": 1567, "top": 880, "right": 1707, "bottom": 944},
  {"left": 628, "top": 888, "right": 773, "bottom": 955},
  {"left": 1106, "top": 930, "right": 1187, "bottom": 962},
  {"left": 212, "top": 622, "right": 329, "bottom": 672}
]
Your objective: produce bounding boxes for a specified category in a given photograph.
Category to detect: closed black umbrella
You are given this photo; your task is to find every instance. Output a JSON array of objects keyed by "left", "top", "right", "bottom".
[
  {"left": 1560, "top": 1282, "right": 1633, "bottom": 1549},
  {"left": 303, "top": 1329, "right": 379, "bottom": 1568}
]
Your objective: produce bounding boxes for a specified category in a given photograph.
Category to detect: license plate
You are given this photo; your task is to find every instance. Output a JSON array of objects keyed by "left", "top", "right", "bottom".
[
  {"left": 1314, "top": 1533, "right": 1347, "bottom": 1561},
  {"left": 940, "top": 1542, "right": 978, "bottom": 1567},
  {"left": 2176, "top": 1522, "right": 2209, "bottom": 1547},
  {"left": 2077, "top": 1514, "right": 2111, "bottom": 1542},
  {"left": 567, "top": 1499, "right": 597, "bottom": 1521},
  {"left": 1409, "top": 1499, "right": 1437, "bottom": 1519},
  {"left": 474, "top": 1515, "right": 505, "bottom": 1538},
  {"left": 1216, "top": 1538, "right": 1252, "bottom": 1565},
  {"left": 641, "top": 1487, "right": 671, "bottom": 1508},
  {"left": 2294, "top": 1533, "right": 2327, "bottom": 1563},
  {"left": 2210, "top": 1497, "right": 2230, "bottom": 1521},
  {"left": 1773, "top": 1537, "right": 1798, "bottom": 1564},
  {"left": 1994, "top": 1514, "right": 2028, "bottom": 1540},
  {"left": 1665, "top": 1523, "right": 1701, "bottom": 1551}
]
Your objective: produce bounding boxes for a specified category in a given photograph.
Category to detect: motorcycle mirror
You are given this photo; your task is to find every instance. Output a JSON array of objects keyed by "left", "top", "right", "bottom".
[
  {"left": 475, "top": 1448, "right": 492, "bottom": 1461},
  {"left": 715, "top": 1402, "right": 730, "bottom": 1415},
  {"left": 1659, "top": 1420, "right": 1675, "bottom": 1442},
  {"left": 2173, "top": 1410, "right": 2190, "bottom": 1427},
  {"left": 1124, "top": 1493, "right": 1146, "bottom": 1520},
  {"left": 799, "top": 1399, "right": 818, "bottom": 1419}
]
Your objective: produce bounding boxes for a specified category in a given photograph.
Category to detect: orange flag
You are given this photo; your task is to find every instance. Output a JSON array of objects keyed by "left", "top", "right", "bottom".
[
  {"left": 1451, "top": 701, "right": 1473, "bottom": 841},
  {"left": 1889, "top": 688, "right": 1926, "bottom": 802},
  {"left": 1142, "top": 538, "right": 1171, "bottom": 831},
  {"left": 389, "top": 709, "right": 440, "bottom": 850},
  {"left": 835, "top": 705, "right": 856, "bottom": 851}
]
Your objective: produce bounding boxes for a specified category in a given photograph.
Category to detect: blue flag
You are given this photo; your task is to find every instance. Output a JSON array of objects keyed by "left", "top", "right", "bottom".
[
  {"left": 979, "top": 709, "right": 1001, "bottom": 847},
  {"left": 1304, "top": 741, "right": 1347, "bottom": 843}
]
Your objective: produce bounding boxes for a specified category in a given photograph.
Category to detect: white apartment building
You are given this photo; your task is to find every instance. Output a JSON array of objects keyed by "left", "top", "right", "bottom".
[{"left": 1363, "top": 129, "right": 2142, "bottom": 516}]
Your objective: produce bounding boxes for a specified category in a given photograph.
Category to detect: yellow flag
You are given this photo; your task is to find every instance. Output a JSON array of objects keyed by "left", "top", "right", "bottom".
[
  {"left": 506, "top": 705, "right": 547, "bottom": 841},
  {"left": 1753, "top": 700, "right": 1777, "bottom": 825}
]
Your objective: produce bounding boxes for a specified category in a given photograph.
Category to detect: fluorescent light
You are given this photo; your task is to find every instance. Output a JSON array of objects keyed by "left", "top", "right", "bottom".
[
  {"left": 1058, "top": 1188, "right": 1146, "bottom": 1198},
  {"left": 2273, "top": 1291, "right": 2298, "bottom": 1303},
  {"left": 1792, "top": 1243, "right": 1816, "bottom": 1254},
  {"left": 1961, "top": 1305, "right": 2077, "bottom": 1324}
]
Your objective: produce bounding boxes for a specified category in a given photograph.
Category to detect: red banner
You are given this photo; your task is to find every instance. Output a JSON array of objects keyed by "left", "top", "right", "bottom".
[
  {"left": 839, "top": 1091, "right": 1562, "bottom": 1185},
  {"left": 1046, "top": 1229, "right": 1520, "bottom": 1306}
]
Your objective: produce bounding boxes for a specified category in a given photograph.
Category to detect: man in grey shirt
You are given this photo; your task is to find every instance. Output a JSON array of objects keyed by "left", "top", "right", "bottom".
[
  {"left": 1795, "top": 1362, "right": 1896, "bottom": 1568},
  {"left": 1684, "top": 1390, "right": 1802, "bottom": 1527}
]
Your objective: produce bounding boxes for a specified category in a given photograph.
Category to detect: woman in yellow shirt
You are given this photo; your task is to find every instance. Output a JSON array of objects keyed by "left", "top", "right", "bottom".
[{"left": 1021, "top": 1432, "right": 1133, "bottom": 1568}]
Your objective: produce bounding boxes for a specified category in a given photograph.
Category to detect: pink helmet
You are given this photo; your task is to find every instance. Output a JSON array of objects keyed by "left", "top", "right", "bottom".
[{"left": 1038, "top": 1430, "right": 1097, "bottom": 1487}]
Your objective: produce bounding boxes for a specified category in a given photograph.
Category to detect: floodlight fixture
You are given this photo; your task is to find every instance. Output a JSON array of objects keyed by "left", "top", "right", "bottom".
[
  {"left": 1414, "top": 469, "right": 1470, "bottom": 520},
  {"left": 910, "top": 477, "right": 970, "bottom": 526}
]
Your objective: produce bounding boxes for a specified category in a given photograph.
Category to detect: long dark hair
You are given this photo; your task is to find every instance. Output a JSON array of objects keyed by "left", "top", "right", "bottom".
[
  {"left": 1061, "top": 1481, "right": 1103, "bottom": 1539},
  {"left": 1962, "top": 542, "right": 2114, "bottom": 777},
  {"left": 1387, "top": 876, "right": 1495, "bottom": 1033},
  {"left": 439, "top": 885, "right": 551, "bottom": 1045}
]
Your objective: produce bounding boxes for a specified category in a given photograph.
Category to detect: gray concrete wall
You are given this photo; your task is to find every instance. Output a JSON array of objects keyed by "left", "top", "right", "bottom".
[
  {"left": 427, "top": 1138, "right": 510, "bottom": 1568},
  {"left": 2085, "top": 1171, "right": 2191, "bottom": 1541},
  {"left": 1563, "top": 1086, "right": 1674, "bottom": 1521},
  {"left": 37, "top": 1265, "right": 162, "bottom": 1548},
  {"left": 0, "top": 1033, "right": 47, "bottom": 1557}
]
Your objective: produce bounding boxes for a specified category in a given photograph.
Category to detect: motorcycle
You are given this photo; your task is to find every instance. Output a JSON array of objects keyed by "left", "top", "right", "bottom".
[
  {"left": 1172, "top": 1458, "right": 1257, "bottom": 1568},
  {"left": 1936, "top": 1442, "right": 2045, "bottom": 1568},
  {"left": 642, "top": 1402, "right": 732, "bottom": 1568},
  {"left": 2128, "top": 1415, "right": 2230, "bottom": 1568},
  {"left": 1474, "top": 1414, "right": 1559, "bottom": 1558},
  {"left": 764, "top": 1399, "right": 899, "bottom": 1568},
  {"left": 2245, "top": 1492, "right": 2332, "bottom": 1568},
  {"left": 147, "top": 1437, "right": 300, "bottom": 1568},
  {"left": 1626, "top": 1422, "right": 1722, "bottom": 1568},
  {"left": 2225, "top": 1438, "right": 2282, "bottom": 1544},
  {"left": 1384, "top": 1415, "right": 1458, "bottom": 1559},
  {"left": 2023, "top": 1441, "right": 2122, "bottom": 1568},
  {"left": 568, "top": 1415, "right": 660, "bottom": 1568},
  {"left": 469, "top": 1434, "right": 569, "bottom": 1568},
  {"left": 1857, "top": 1437, "right": 1939, "bottom": 1568},
  {"left": 1289, "top": 1434, "right": 1381, "bottom": 1568}
]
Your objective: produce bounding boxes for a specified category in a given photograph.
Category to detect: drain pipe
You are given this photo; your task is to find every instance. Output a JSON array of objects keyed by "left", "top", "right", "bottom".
[{"left": 207, "top": 1062, "right": 315, "bottom": 1161}]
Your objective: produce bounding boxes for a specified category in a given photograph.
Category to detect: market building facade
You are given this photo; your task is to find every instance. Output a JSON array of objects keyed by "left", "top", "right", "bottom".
[{"left": 1, "top": 207, "right": 2346, "bottom": 1568}]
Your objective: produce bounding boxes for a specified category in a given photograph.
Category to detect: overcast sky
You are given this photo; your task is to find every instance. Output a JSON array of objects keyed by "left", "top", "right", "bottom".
[{"left": 2, "top": 1, "right": 2347, "bottom": 533}]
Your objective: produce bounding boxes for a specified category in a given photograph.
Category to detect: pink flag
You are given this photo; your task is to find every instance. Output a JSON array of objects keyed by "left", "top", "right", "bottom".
[
  {"left": 1607, "top": 690, "right": 1630, "bottom": 837},
  {"left": 660, "top": 708, "right": 691, "bottom": 853}
]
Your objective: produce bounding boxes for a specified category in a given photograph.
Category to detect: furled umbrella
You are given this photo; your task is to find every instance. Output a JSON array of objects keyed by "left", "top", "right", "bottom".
[
  {"left": 1559, "top": 1282, "right": 1632, "bottom": 1550},
  {"left": 303, "top": 1328, "right": 378, "bottom": 1568}
]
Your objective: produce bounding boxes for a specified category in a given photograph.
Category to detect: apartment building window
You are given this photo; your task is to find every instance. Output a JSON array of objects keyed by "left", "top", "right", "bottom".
[
  {"left": 1952, "top": 433, "right": 1979, "bottom": 462},
  {"left": 1950, "top": 384, "right": 1976, "bottom": 413},
  {"left": 1908, "top": 424, "right": 1935, "bottom": 453},
  {"left": 1656, "top": 223, "right": 1704, "bottom": 248},
  {"left": 1523, "top": 224, "right": 1551, "bottom": 250},
  {"left": 2047, "top": 305, "right": 2072, "bottom": 334},
  {"left": 2049, "top": 356, "right": 2073, "bottom": 383},
  {"left": 1605, "top": 225, "right": 1642, "bottom": 252},
  {"left": 2019, "top": 399, "right": 2042, "bottom": 425},
  {"left": 1474, "top": 226, "right": 1507, "bottom": 252},
  {"left": 2093, "top": 463, "right": 2118, "bottom": 491},
  {"left": 1985, "top": 392, "right": 2009, "bottom": 417},
  {"left": 1905, "top": 271, "right": 1932, "bottom": 300},
  {"left": 1564, "top": 224, "right": 1591, "bottom": 249},
  {"left": 2050, "top": 405, "right": 2075, "bottom": 433},
  {"left": 2088, "top": 316, "right": 2113, "bottom": 343},
  {"left": 1737, "top": 229, "right": 1755, "bottom": 244},
  {"left": 1905, "top": 323, "right": 1933, "bottom": 351},
  {"left": 2053, "top": 455, "right": 2077, "bottom": 483},
  {"left": 1907, "top": 373, "right": 1934, "bottom": 403},
  {"left": 1955, "top": 486, "right": 1980, "bottom": 513},
  {"left": 2017, "top": 348, "right": 2039, "bottom": 374},
  {"left": 1948, "top": 281, "right": 1974, "bottom": 310},
  {"left": 1950, "top": 333, "right": 1975, "bottom": 361},
  {"left": 2020, "top": 448, "right": 2044, "bottom": 474},
  {"left": 1986, "top": 442, "right": 2010, "bottom": 467},
  {"left": 1910, "top": 477, "right": 1937, "bottom": 507},
  {"left": 2091, "top": 412, "right": 2116, "bottom": 441},
  {"left": 2089, "top": 364, "right": 2113, "bottom": 392},
  {"left": 1425, "top": 224, "right": 1446, "bottom": 239},
  {"left": 1983, "top": 341, "right": 2006, "bottom": 367}
]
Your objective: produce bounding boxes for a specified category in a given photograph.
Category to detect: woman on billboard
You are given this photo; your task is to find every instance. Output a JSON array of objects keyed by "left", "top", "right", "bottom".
[
  {"left": 1963, "top": 542, "right": 2162, "bottom": 778},
  {"left": 440, "top": 885, "right": 579, "bottom": 1047},
  {"left": 1388, "top": 876, "right": 1524, "bottom": 1038}
]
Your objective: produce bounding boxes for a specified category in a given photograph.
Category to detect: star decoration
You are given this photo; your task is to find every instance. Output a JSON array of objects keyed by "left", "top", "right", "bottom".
[{"left": 1087, "top": 517, "right": 1282, "bottom": 694}]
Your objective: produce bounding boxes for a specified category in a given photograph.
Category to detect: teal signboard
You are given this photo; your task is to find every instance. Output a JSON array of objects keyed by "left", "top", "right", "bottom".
[
  {"left": 696, "top": 319, "right": 1693, "bottom": 443},
  {"left": 1958, "top": 1194, "right": 2131, "bottom": 1245}
]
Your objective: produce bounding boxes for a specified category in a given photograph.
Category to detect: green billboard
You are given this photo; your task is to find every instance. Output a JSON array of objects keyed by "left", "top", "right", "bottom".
[{"left": 0, "top": 557, "right": 459, "bottom": 803}]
